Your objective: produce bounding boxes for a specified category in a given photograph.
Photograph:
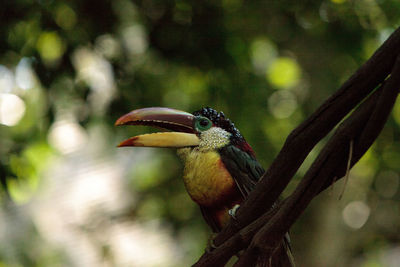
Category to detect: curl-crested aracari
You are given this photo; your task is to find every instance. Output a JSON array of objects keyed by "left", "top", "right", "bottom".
[{"left": 115, "top": 107, "right": 294, "bottom": 266}]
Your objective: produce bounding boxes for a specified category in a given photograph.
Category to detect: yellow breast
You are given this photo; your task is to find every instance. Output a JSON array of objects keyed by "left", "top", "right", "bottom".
[{"left": 177, "top": 148, "right": 236, "bottom": 207}]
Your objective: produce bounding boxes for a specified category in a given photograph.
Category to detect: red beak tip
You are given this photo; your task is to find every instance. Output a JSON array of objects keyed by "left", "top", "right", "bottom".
[
  {"left": 114, "top": 119, "right": 126, "bottom": 126},
  {"left": 117, "top": 142, "right": 129, "bottom": 147},
  {"left": 117, "top": 136, "right": 140, "bottom": 147}
]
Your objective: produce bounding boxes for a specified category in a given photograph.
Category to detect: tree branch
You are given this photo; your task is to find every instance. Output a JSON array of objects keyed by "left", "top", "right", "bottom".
[
  {"left": 213, "top": 27, "right": 400, "bottom": 248},
  {"left": 193, "top": 202, "right": 283, "bottom": 267},
  {"left": 194, "top": 26, "right": 400, "bottom": 267},
  {"left": 235, "top": 56, "right": 400, "bottom": 264}
]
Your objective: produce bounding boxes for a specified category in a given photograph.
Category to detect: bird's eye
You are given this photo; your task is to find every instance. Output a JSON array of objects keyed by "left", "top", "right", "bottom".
[
  {"left": 195, "top": 116, "right": 212, "bottom": 132},
  {"left": 199, "top": 119, "right": 209, "bottom": 127}
]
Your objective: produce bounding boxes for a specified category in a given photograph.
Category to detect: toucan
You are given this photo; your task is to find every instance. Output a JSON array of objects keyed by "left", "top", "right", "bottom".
[{"left": 115, "top": 107, "right": 294, "bottom": 266}]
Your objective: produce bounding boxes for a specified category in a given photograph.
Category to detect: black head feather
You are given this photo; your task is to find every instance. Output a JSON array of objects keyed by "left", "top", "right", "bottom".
[
  {"left": 193, "top": 107, "right": 243, "bottom": 142},
  {"left": 193, "top": 107, "right": 256, "bottom": 156}
]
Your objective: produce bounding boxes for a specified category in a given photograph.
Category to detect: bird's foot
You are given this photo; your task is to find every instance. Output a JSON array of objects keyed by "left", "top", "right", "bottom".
[
  {"left": 206, "top": 233, "right": 218, "bottom": 252},
  {"left": 228, "top": 204, "right": 240, "bottom": 220}
]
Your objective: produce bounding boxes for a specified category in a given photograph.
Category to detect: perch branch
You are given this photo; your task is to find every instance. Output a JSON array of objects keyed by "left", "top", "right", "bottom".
[
  {"left": 194, "top": 26, "right": 400, "bottom": 267},
  {"left": 213, "top": 26, "right": 400, "bottom": 247},
  {"left": 234, "top": 54, "right": 400, "bottom": 266}
]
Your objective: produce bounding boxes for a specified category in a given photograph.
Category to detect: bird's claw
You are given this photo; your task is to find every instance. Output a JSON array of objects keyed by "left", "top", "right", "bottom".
[
  {"left": 228, "top": 204, "right": 240, "bottom": 220},
  {"left": 206, "top": 233, "right": 218, "bottom": 252}
]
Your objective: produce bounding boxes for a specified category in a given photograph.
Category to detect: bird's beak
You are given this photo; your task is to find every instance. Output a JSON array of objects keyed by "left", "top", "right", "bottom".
[{"left": 115, "top": 107, "right": 200, "bottom": 148}]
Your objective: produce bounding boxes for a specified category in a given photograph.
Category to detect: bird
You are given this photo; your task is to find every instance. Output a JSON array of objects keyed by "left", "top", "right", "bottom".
[{"left": 115, "top": 106, "right": 294, "bottom": 266}]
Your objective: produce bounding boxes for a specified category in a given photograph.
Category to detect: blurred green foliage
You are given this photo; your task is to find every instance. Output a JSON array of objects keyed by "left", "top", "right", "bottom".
[{"left": 1, "top": 0, "right": 400, "bottom": 266}]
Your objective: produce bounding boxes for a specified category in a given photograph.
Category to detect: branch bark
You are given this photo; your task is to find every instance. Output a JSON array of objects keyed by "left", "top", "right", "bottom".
[
  {"left": 235, "top": 56, "right": 400, "bottom": 265},
  {"left": 194, "top": 26, "right": 400, "bottom": 267}
]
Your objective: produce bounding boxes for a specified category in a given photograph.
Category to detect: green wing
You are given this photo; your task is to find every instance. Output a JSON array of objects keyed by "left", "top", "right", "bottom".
[
  {"left": 219, "top": 146, "right": 295, "bottom": 265},
  {"left": 220, "top": 145, "right": 295, "bottom": 266},
  {"left": 219, "top": 145, "right": 265, "bottom": 198}
]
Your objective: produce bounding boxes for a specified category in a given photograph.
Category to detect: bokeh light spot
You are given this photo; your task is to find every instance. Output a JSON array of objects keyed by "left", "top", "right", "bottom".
[
  {"left": 268, "top": 90, "right": 298, "bottom": 118},
  {"left": 95, "top": 34, "right": 121, "bottom": 59},
  {"left": 382, "top": 149, "right": 400, "bottom": 170},
  {"left": 375, "top": 171, "right": 399, "bottom": 198},
  {"left": 342, "top": 201, "right": 370, "bottom": 229},
  {"left": 72, "top": 47, "right": 116, "bottom": 114},
  {"left": 36, "top": 32, "right": 66, "bottom": 64},
  {"left": 55, "top": 4, "right": 77, "bottom": 30},
  {"left": 8, "top": 142, "right": 53, "bottom": 204},
  {"left": 250, "top": 38, "right": 277, "bottom": 75},
  {"left": 0, "top": 65, "right": 15, "bottom": 93},
  {"left": 122, "top": 25, "right": 148, "bottom": 55},
  {"left": 48, "top": 120, "right": 88, "bottom": 154},
  {"left": 0, "top": 93, "right": 26, "bottom": 126},
  {"left": 8, "top": 179, "right": 35, "bottom": 204},
  {"left": 267, "top": 57, "right": 301, "bottom": 89},
  {"left": 15, "top": 58, "right": 36, "bottom": 90}
]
